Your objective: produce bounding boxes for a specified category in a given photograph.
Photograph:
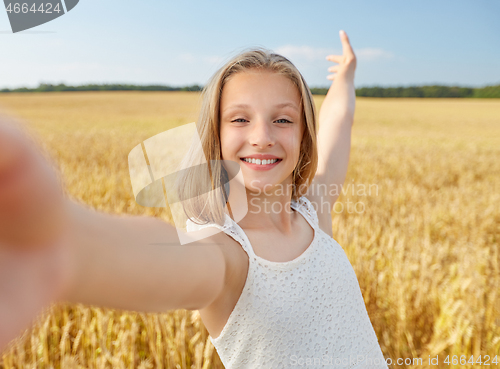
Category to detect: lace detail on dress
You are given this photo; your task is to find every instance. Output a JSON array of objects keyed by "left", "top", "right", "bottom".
[
  {"left": 185, "top": 213, "right": 255, "bottom": 257},
  {"left": 187, "top": 196, "right": 387, "bottom": 369},
  {"left": 185, "top": 196, "right": 317, "bottom": 261},
  {"left": 291, "top": 195, "right": 319, "bottom": 226}
]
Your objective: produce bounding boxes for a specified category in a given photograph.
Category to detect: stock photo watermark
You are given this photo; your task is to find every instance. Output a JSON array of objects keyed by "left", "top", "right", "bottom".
[
  {"left": 4, "top": 0, "right": 79, "bottom": 33},
  {"left": 290, "top": 353, "right": 390, "bottom": 367},
  {"left": 247, "top": 180, "right": 379, "bottom": 215},
  {"left": 290, "top": 354, "right": 499, "bottom": 367}
]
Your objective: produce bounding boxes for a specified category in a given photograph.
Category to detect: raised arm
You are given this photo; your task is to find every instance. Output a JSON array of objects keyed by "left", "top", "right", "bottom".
[
  {"left": 306, "top": 30, "right": 357, "bottom": 234},
  {"left": 0, "top": 117, "right": 227, "bottom": 352}
]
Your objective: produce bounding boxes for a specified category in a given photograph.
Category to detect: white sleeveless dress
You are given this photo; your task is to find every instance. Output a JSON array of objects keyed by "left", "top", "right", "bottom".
[{"left": 186, "top": 196, "right": 388, "bottom": 369}]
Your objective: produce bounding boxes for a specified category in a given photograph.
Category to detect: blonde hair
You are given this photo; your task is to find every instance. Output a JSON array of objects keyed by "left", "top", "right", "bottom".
[{"left": 175, "top": 47, "right": 318, "bottom": 226}]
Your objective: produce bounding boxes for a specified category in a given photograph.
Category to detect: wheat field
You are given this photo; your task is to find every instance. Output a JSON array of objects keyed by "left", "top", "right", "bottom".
[{"left": 0, "top": 91, "right": 498, "bottom": 369}]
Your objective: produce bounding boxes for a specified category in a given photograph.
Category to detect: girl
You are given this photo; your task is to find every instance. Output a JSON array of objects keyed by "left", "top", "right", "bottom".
[{"left": 0, "top": 31, "right": 388, "bottom": 368}]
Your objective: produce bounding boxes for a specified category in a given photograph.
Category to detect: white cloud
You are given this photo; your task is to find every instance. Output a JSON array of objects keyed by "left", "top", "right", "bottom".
[
  {"left": 275, "top": 45, "right": 333, "bottom": 62},
  {"left": 275, "top": 44, "right": 395, "bottom": 63},
  {"left": 203, "top": 55, "right": 225, "bottom": 65},
  {"left": 355, "top": 48, "right": 395, "bottom": 61},
  {"left": 178, "top": 53, "right": 196, "bottom": 63},
  {"left": 175, "top": 47, "right": 395, "bottom": 79}
]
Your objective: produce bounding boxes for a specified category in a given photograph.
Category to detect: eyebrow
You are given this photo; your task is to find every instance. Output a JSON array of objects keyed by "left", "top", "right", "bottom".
[{"left": 222, "top": 102, "right": 300, "bottom": 114}]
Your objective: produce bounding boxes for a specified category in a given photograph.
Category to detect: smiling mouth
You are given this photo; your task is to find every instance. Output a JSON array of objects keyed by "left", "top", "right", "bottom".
[{"left": 240, "top": 158, "right": 282, "bottom": 166}]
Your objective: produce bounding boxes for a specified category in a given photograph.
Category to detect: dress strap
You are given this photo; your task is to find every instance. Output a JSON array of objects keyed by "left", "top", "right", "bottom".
[
  {"left": 291, "top": 196, "right": 319, "bottom": 228},
  {"left": 186, "top": 215, "right": 256, "bottom": 258},
  {"left": 186, "top": 196, "right": 318, "bottom": 258}
]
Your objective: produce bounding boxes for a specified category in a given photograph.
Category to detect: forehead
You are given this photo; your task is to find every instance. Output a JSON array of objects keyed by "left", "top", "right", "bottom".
[{"left": 220, "top": 70, "right": 302, "bottom": 111}]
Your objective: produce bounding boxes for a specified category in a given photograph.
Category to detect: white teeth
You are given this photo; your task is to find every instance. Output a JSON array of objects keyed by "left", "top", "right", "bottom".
[{"left": 242, "top": 158, "right": 279, "bottom": 165}]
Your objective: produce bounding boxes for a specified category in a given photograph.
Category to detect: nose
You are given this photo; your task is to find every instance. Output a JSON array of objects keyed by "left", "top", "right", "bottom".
[{"left": 248, "top": 118, "right": 275, "bottom": 149}]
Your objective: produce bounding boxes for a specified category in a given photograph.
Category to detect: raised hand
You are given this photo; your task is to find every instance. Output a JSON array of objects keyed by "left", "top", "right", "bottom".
[
  {"left": 0, "top": 115, "right": 73, "bottom": 353},
  {"left": 326, "top": 30, "right": 357, "bottom": 82},
  {"left": 309, "top": 30, "right": 357, "bottom": 226},
  {"left": 320, "top": 29, "right": 357, "bottom": 117}
]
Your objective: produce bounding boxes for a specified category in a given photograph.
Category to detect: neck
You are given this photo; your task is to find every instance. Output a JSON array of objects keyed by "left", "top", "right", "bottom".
[{"left": 226, "top": 180, "right": 298, "bottom": 235}]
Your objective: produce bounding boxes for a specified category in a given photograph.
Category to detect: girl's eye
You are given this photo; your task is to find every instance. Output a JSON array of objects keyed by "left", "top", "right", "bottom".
[{"left": 230, "top": 118, "right": 293, "bottom": 124}]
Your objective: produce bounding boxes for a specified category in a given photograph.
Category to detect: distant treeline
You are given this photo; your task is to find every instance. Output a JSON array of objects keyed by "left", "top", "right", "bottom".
[
  {"left": 310, "top": 84, "right": 500, "bottom": 98},
  {"left": 0, "top": 83, "right": 203, "bottom": 93},
  {"left": 1, "top": 83, "right": 499, "bottom": 98}
]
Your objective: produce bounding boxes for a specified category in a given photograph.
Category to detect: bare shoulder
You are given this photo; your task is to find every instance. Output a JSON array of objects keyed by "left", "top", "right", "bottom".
[
  {"left": 204, "top": 231, "right": 249, "bottom": 280},
  {"left": 186, "top": 229, "right": 249, "bottom": 286}
]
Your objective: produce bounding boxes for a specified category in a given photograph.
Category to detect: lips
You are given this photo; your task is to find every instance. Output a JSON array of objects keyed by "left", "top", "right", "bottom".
[
  {"left": 240, "top": 158, "right": 282, "bottom": 164},
  {"left": 240, "top": 154, "right": 281, "bottom": 160},
  {"left": 240, "top": 157, "right": 282, "bottom": 172}
]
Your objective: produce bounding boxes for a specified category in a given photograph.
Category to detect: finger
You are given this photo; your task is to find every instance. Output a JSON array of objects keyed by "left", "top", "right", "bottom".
[
  {"left": 339, "top": 30, "right": 355, "bottom": 57},
  {"left": 328, "top": 65, "right": 340, "bottom": 73},
  {"left": 326, "top": 55, "right": 342, "bottom": 63},
  {"left": 327, "top": 74, "right": 336, "bottom": 81}
]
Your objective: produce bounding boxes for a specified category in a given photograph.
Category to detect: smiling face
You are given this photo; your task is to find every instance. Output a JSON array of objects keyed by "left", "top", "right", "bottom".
[{"left": 220, "top": 69, "right": 304, "bottom": 196}]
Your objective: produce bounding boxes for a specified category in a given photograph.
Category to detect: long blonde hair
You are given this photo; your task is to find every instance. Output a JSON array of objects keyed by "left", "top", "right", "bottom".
[{"left": 175, "top": 47, "right": 318, "bottom": 226}]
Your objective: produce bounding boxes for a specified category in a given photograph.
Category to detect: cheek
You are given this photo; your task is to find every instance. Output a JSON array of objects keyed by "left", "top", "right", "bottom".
[
  {"left": 220, "top": 128, "right": 240, "bottom": 160},
  {"left": 219, "top": 127, "right": 228, "bottom": 159},
  {"left": 288, "top": 133, "right": 303, "bottom": 167},
  {"left": 283, "top": 129, "right": 302, "bottom": 157},
  {"left": 220, "top": 131, "right": 234, "bottom": 160}
]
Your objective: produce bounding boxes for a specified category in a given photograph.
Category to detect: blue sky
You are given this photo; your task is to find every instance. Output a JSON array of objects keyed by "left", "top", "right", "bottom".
[{"left": 1, "top": 0, "right": 499, "bottom": 89}]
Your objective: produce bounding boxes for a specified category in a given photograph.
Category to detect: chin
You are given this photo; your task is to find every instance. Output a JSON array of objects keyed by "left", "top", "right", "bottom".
[{"left": 243, "top": 179, "right": 285, "bottom": 196}]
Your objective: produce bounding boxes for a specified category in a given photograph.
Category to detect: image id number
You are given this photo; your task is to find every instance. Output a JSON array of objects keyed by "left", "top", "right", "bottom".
[
  {"left": 5, "top": 3, "right": 62, "bottom": 14},
  {"left": 444, "top": 355, "right": 499, "bottom": 365}
]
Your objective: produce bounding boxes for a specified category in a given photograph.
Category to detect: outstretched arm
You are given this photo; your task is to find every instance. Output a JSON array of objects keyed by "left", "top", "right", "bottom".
[
  {"left": 307, "top": 30, "right": 357, "bottom": 233},
  {"left": 0, "top": 117, "right": 227, "bottom": 353},
  {"left": 61, "top": 201, "right": 227, "bottom": 313}
]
